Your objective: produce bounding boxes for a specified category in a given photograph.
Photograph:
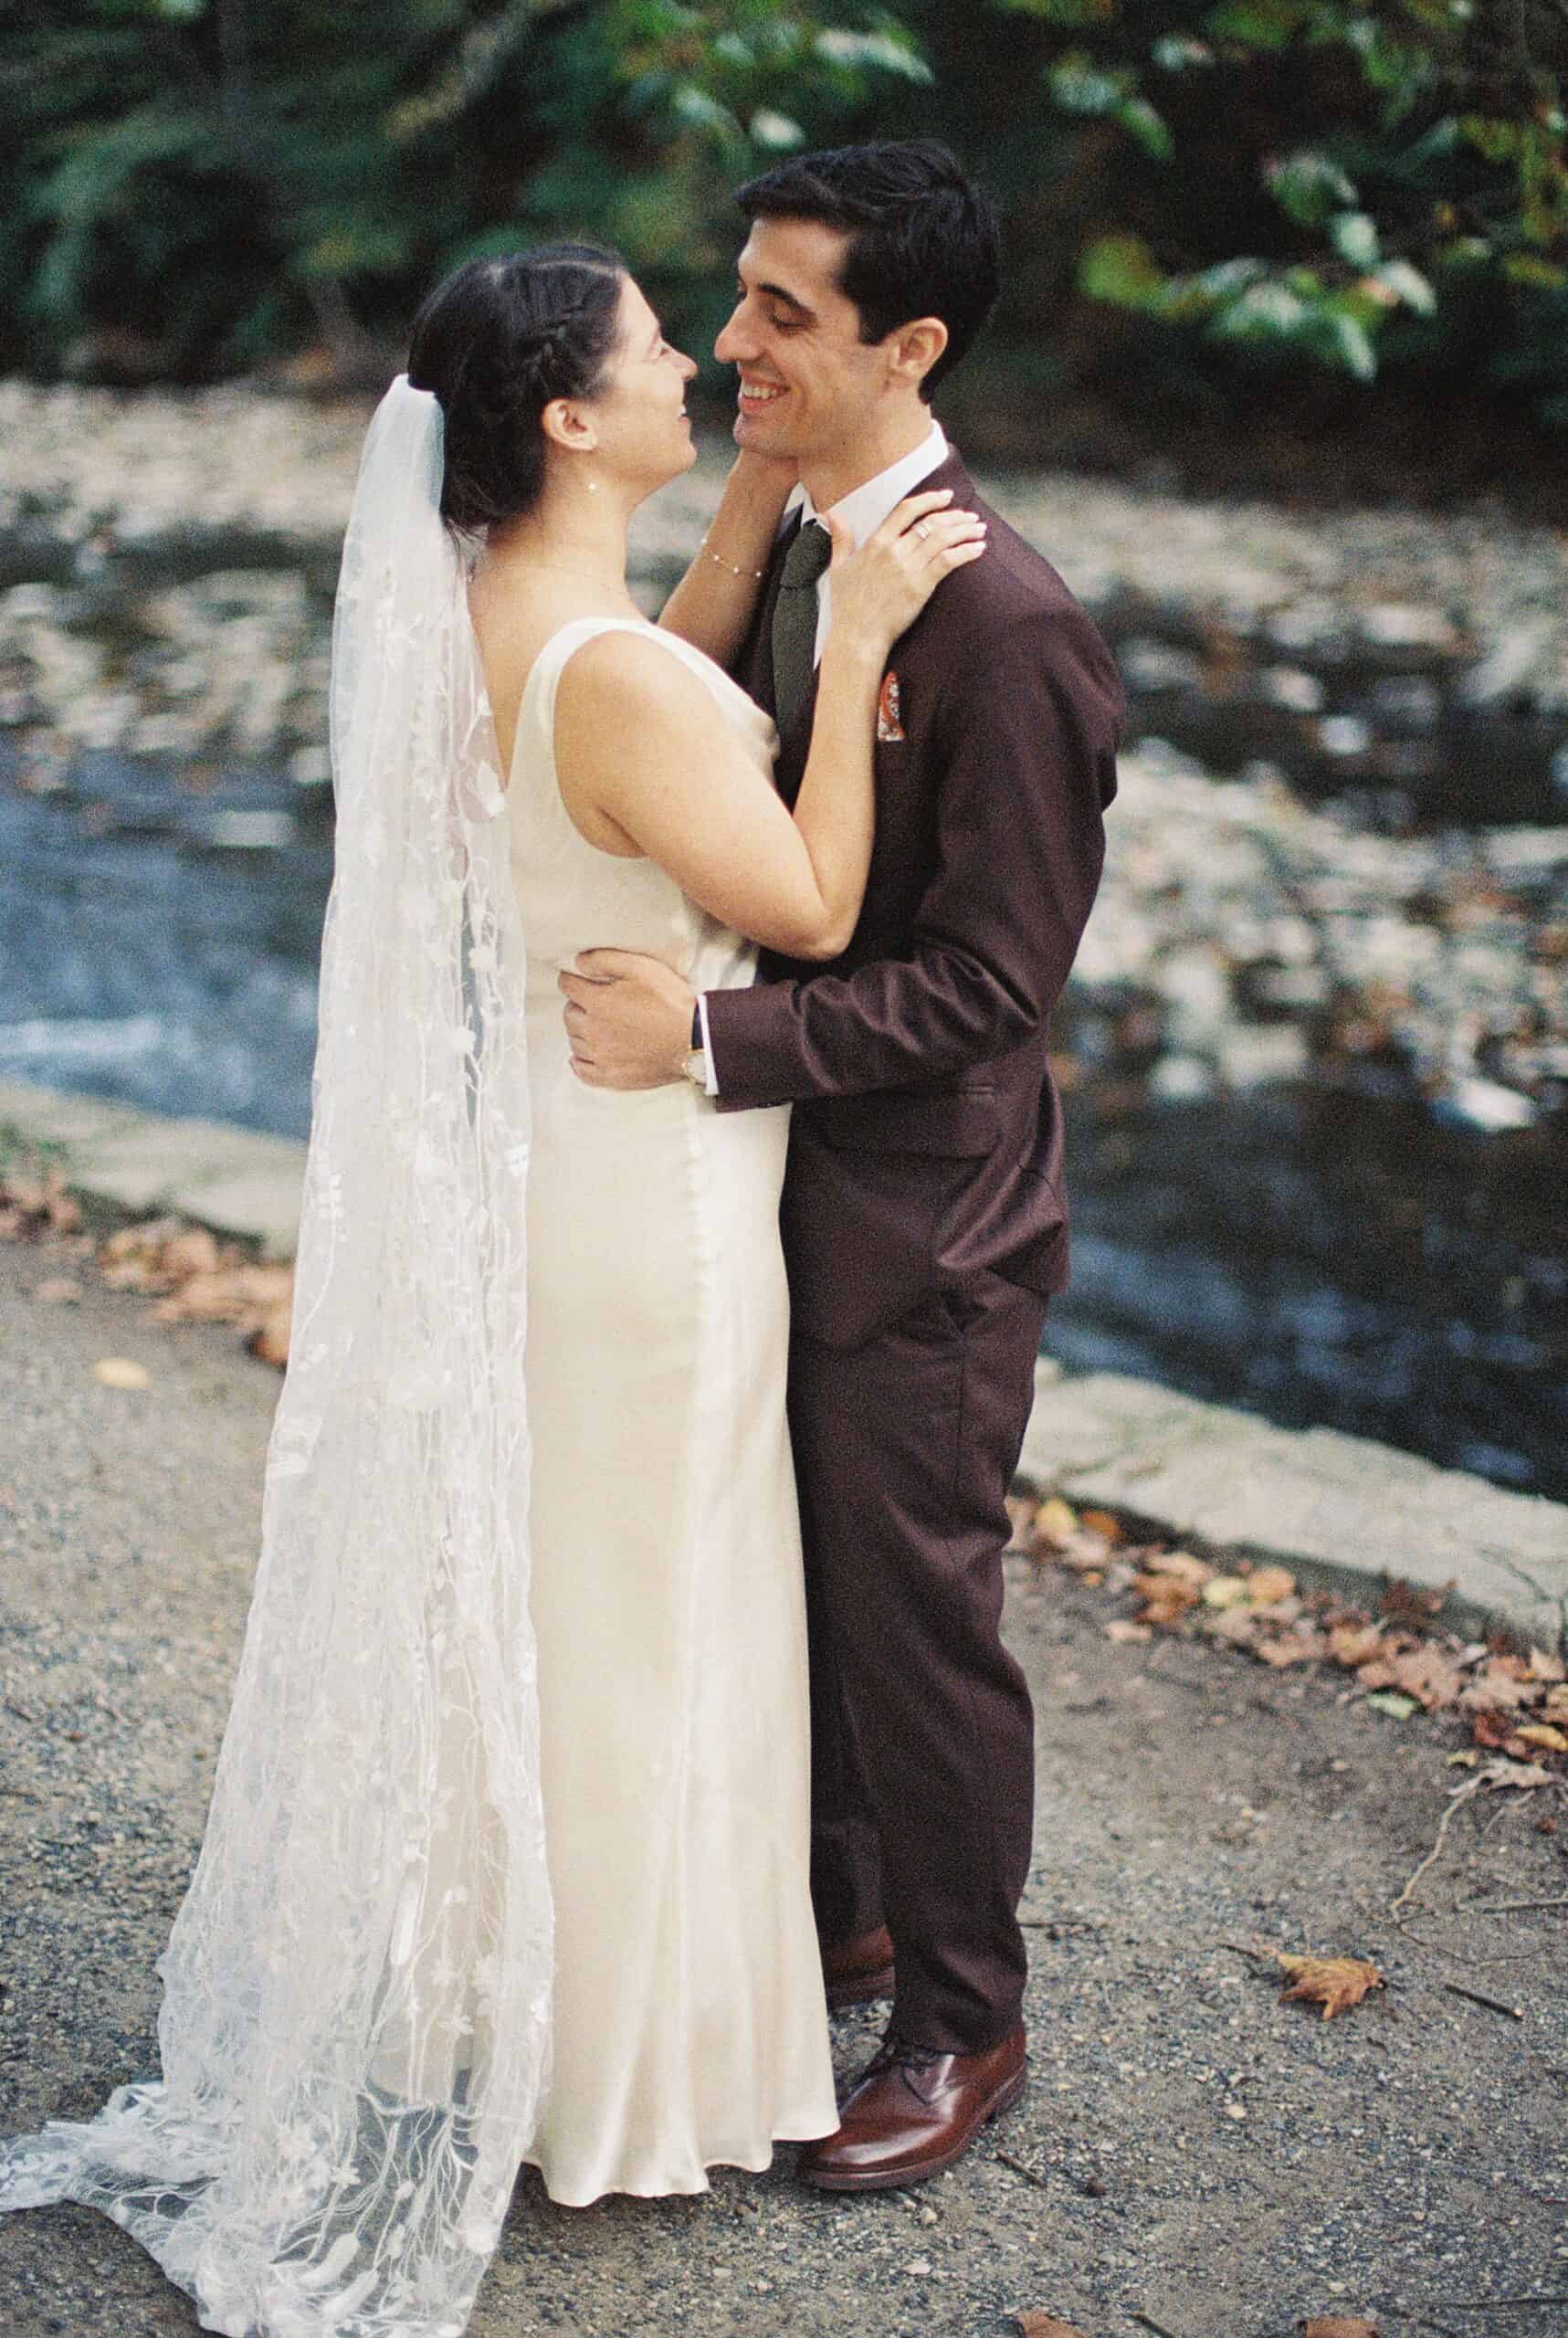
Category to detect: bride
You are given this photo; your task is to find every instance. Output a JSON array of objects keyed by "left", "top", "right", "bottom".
[{"left": 0, "top": 243, "right": 984, "bottom": 2335}]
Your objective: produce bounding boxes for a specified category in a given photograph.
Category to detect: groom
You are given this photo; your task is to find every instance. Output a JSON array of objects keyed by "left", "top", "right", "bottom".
[{"left": 562, "top": 140, "right": 1123, "bottom": 2188}]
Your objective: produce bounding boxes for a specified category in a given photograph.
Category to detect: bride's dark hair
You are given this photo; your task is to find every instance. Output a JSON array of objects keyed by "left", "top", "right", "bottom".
[{"left": 407, "top": 243, "right": 626, "bottom": 533}]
